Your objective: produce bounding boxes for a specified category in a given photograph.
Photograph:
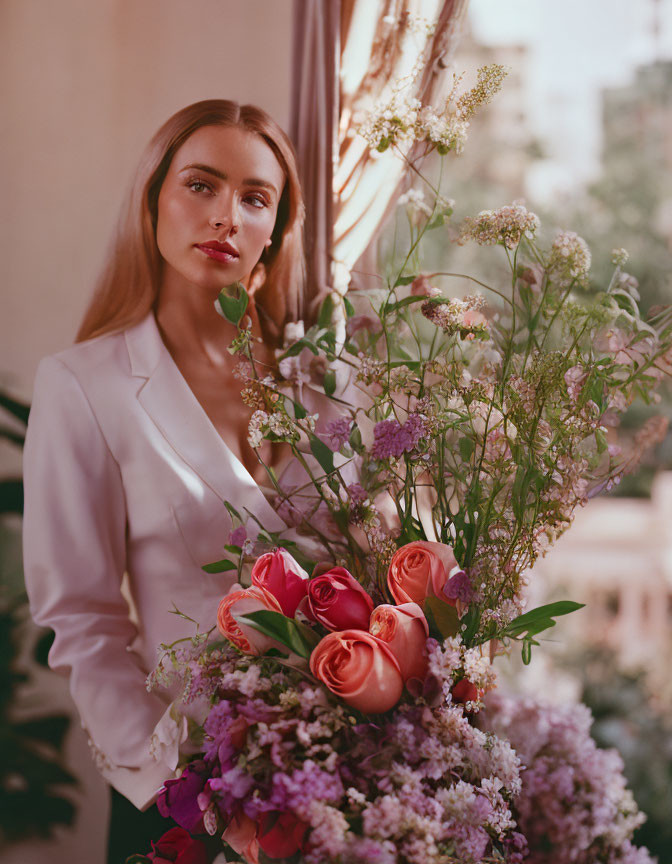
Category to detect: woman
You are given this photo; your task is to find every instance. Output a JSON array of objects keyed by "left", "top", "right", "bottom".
[{"left": 22, "top": 99, "right": 311, "bottom": 861}]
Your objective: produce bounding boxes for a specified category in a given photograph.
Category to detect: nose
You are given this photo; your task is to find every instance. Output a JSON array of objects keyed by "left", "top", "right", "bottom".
[{"left": 208, "top": 196, "right": 239, "bottom": 234}]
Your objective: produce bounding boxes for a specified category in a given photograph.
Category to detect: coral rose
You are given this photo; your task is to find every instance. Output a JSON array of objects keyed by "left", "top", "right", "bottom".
[
  {"left": 387, "top": 540, "right": 460, "bottom": 606},
  {"left": 369, "top": 603, "right": 429, "bottom": 682},
  {"left": 250, "top": 547, "right": 309, "bottom": 617},
  {"left": 217, "top": 586, "right": 283, "bottom": 655},
  {"left": 309, "top": 630, "right": 403, "bottom": 713},
  {"left": 258, "top": 811, "right": 309, "bottom": 859},
  {"left": 222, "top": 811, "right": 259, "bottom": 864},
  {"left": 306, "top": 567, "right": 374, "bottom": 631}
]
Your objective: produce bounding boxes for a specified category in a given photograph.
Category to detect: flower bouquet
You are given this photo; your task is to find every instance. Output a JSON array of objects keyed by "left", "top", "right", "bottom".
[{"left": 133, "top": 67, "right": 671, "bottom": 864}]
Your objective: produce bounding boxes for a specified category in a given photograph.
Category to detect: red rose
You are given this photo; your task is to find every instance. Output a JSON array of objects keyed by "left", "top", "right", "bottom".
[
  {"left": 258, "top": 811, "right": 308, "bottom": 859},
  {"left": 451, "top": 678, "right": 481, "bottom": 704},
  {"left": 148, "top": 827, "right": 210, "bottom": 864},
  {"left": 250, "top": 548, "right": 309, "bottom": 617},
  {"left": 306, "top": 567, "right": 374, "bottom": 631}
]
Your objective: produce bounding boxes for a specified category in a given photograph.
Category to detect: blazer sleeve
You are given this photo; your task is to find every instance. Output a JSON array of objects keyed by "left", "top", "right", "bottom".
[{"left": 22, "top": 355, "right": 185, "bottom": 809}]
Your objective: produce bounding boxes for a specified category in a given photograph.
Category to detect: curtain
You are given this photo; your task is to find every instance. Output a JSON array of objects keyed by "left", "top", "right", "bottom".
[{"left": 291, "top": 0, "right": 469, "bottom": 335}]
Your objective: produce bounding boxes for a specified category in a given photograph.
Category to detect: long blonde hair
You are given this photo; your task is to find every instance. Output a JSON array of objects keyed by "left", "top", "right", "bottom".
[{"left": 76, "top": 100, "right": 306, "bottom": 344}]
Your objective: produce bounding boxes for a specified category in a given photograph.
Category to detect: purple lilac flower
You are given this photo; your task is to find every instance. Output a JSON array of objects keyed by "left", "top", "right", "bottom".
[
  {"left": 229, "top": 525, "right": 247, "bottom": 546},
  {"left": 323, "top": 417, "right": 353, "bottom": 451},
  {"left": 202, "top": 702, "right": 236, "bottom": 762},
  {"left": 347, "top": 483, "right": 368, "bottom": 505},
  {"left": 443, "top": 570, "right": 475, "bottom": 603},
  {"left": 208, "top": 767, "right": 255, "bottom": 819},
  {"left": 370, "top": 413, "right": 428, "bottom": 460}
]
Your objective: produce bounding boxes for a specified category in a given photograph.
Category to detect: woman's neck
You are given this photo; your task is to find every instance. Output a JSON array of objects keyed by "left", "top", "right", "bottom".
[{"left": 155, "top": 268, "right": 267, "bottom": 370}]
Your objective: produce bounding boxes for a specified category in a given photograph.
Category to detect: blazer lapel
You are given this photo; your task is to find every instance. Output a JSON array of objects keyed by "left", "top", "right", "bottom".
[{"left": 124, "top": 314, "right": 286, "bottom": 533}]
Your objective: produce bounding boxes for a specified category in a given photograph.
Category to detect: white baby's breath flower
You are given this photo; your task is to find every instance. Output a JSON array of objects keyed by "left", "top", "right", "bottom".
[
  {"left": 248, "top": 410, "right": 268, "bottom": 448},
  {"left": 611, "top": 247, "right": 629, "bottom": 267},
  {"left": 461, "top": 202, "right": 540, "bottom": 249},
  {"left": 548, "top": 230, "right": 591, "bottom": 286}
]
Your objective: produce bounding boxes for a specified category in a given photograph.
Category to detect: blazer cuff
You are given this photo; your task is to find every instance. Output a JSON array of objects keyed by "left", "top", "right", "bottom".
[{"left": 95, "top": 703, "right": 188, "bottom": 810}]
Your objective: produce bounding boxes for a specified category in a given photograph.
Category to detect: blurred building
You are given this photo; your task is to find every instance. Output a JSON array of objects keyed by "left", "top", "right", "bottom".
[
  {"left": 601, "top": 59, "right": 672, "bottom": 246},
  {"left": 530, "top": 472, "right": 672, "bottom": 704},
  {"left": 454, "top": 27, "right": 532, "bottom": 198}
]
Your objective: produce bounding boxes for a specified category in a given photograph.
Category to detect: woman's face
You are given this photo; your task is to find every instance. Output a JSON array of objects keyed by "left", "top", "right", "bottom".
[{"left": 156, "top": 124, "right": 285, "bottom": 294}]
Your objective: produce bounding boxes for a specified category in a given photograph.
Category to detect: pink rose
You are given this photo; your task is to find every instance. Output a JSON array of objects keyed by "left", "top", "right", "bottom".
[
  {"left": 306, "top": 567, "right": 374, "bottom": 631},
  {"left": 369, "top": 603, "right": 429, "bottom": 682},
  {"left": 387, "top": 541, "right": 460, "bottom": 606},
  {"left": 251, "top": 548, "right": 309, "bottom": 617},
  {"left": 310, "top": 629, "right": 404, "bottom": 713},
  {"left": 217, "top": 586, "right": 283, "bottom": 655}
]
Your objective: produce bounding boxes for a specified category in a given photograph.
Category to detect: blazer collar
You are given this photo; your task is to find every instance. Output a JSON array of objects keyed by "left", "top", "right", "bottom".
[{"left": 124, "top": 313, "right": 286, "bottom": 533}]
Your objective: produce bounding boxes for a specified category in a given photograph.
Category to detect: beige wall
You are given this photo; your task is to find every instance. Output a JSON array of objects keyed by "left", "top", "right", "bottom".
[{"left": 0, "top": 0, "right": 293, "bottom": 404}]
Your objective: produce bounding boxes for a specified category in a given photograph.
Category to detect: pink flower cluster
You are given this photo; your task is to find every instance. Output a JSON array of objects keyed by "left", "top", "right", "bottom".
[{"left": 482, "top": 694, "right": 655, "bottom": 864}]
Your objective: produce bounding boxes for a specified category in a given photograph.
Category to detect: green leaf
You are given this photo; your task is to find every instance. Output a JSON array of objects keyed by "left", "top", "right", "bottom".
[
  {"left": 318, "top": 294, "right": 335, "bottom": 329},
  {"left": 224, "top": 544, "right": 242, "bottom": 555},
  {"left": 217, "top": 282, "right": 249, "bottom": 326},
  {"left": 323, "top": 368, "right": 336, "bottom": 397},
  {"left": 223, "top": 501, "right": 242, "bottom": 521},
  {"left": 309, "top": 433, "right": 335, "bottom": 474},
  {"left": 595, "top": 429, "right": 608, "bottom": 454},
  {"left": 344, "top": 296, "right": 355, "bottom": 318},
  {"left": 286, "top": 397, "right": 307, "bottom": 420},
  {"left": 426, "top": 212, "right": 447, "bottom": 230},
  {"left": 280, "top": 338, "right": 319, "bottom": 359},
  {"left": 458, "top": 436, "right": 475, "bottom": 462},
  {"left": 423, "top": 597, "right": 461, "bottom": 640},
  {"left": 234, "top": 610, "right": 319, "bottom": 659},
  {"left": 393, "top": 274, "right": 417, "bottom": 287},
  {"left": 521, "top": 639, "right": 532, "bottom": 665},
  {"left": 502, "top": 600, "right": 584, "bottom": 639},
  {"left": 460, "top": 604, "right": 481, "bottom": 644},
  {"left": 202, "top": 558, "right": 237, "bottom": 574},
  {"left": 388, "top": 295, "right": 427, "bottom": 314}
]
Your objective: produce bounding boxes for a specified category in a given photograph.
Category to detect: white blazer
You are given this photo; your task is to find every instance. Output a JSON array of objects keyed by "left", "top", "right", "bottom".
[{"left": 22, "top": 312, "right": 311, "bottom": 809}]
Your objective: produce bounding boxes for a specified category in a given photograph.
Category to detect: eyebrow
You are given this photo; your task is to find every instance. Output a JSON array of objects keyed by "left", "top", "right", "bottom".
[{"left": 179, "top": 162, "right": 279, "bottom": 196}]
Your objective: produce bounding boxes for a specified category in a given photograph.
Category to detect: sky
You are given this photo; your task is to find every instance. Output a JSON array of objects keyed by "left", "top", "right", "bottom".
[{"left": 469, "top": 0, "right": 672, "bottom": 201}]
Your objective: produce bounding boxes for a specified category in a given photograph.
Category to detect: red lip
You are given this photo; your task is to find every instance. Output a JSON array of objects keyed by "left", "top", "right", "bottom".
[{"left": 196, "top": 240, "right": 239, "bottom": 262}]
